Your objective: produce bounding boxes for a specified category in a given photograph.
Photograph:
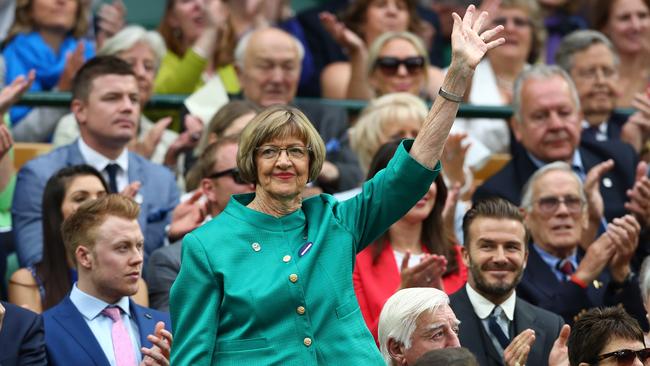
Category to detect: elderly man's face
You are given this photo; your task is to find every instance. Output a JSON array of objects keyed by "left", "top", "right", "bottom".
[
  {"left": 239, "top": 30, "right": 301, "bottom": 107},
  {"left": 513, "top": 75, "right": 582, "bottom": 163},
  {"left": 569, "top": 43, "right": 620, "bottom": 123},
  {"left": 394, "top": 305, "right": 461, "bottom": 365},
  {"left": 524, "top": 170, "right": 587, "bottom": 258}
]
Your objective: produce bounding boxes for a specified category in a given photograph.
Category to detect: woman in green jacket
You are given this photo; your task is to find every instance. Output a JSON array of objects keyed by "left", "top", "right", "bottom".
[{"left": 169, "top": 5, "right": 505, "bottom": 365}]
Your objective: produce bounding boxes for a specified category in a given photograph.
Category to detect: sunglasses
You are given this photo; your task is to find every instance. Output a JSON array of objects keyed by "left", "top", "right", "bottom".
[
  {"left": 207, "top": 168, "right": 247, "bottom": 185},
  {"left": 595, "top": 348, "right": 650, "bottom": 365},
  {"left": 375, "top": 56, "right": 425, "bottom": 76},
  {"left": 535, "top": 195, "right": 584, "bottom": 216}
]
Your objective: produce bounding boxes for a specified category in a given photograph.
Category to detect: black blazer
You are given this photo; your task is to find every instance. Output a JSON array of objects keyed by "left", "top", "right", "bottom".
[
  {"left": 517, "top": 245, "right": 647, "bottom": 328},
  {"left": 473, "top": 140, "right": 638, "bottom": 222},
  {"left": 0, "top": 302, "right": 47, "bottom": 366},
  {"left": 449, "top": 287, "right": 563, "bottom": 366}
]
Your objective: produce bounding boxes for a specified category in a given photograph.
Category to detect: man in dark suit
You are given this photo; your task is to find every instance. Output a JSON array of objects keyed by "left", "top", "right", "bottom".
[
  {"left": 0, "top": 301, "right": 47, "bottom": 366},
  {"left": 450, "top": 198, "right": 565, "bottom": 366},
  {"left": 234, "top": 26, "right": 363, "bottom": 193},
  {"left": 146, "top": 136, "right": 255, "bottom": 311},
  {"left": 43, "top": 194, "right": 171, "bottom": 366},
  {"left": 555, "top": 30, "right": 650, "bottom": 151},
  {"left": 12, "top": 56, "right": 179, "bottom": 267},
  {"left": 516, "top": 162, "right": 646, "bottom": 328}
]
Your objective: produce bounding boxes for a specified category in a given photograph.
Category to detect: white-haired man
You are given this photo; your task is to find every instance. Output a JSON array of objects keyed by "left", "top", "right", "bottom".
[{"left": 378, "top": 288, "right": 461, "bottom": 366}]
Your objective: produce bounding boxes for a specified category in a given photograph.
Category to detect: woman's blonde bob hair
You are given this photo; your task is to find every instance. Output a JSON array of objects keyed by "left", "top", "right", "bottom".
[
  {"left": 8, "top": 0, "right": 89, "bottom": 41},
  {"left": 350, "top": 93, "right": 427, "bottom": 173},
  {"left": 237, "top": 105, "right": 326, "bottom": 184}
]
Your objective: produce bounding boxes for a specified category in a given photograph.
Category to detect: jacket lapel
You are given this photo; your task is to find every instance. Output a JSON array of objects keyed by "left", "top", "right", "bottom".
[
  {"left": 513, "top": 299, "right": 545, "bottom": 365},
  {"left": 131, "top": 300, "right": 156, "bottom": 349},
  {"left": 454, "top": 288, "right": 504, "bottom": 366},
  {"left": 54, "top": 298, "right": 111, "bottom": 366}
]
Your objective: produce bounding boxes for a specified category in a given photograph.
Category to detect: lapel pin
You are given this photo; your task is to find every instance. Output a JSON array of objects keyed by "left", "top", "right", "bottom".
[
  {"left": 144, "top": 313, "right": 152, "bottom": 319},
  {"left": 299, "top": 242, "right": 313, "bottom": 257},
  {"left": 602, "top": 177, "right": 613, "bottom": 188},
  {"left": 252, "top": 242, "right": 261, "bottom": 252},
  {"left": 593, "top": 280, "right": 603, "bottom": 289}
]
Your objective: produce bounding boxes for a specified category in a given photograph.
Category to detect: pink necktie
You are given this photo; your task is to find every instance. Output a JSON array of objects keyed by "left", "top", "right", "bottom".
[{"left": 102, "top": 307, "right": 137, "bottom": 366}]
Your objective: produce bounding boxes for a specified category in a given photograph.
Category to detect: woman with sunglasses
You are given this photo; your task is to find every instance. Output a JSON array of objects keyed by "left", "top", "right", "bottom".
[
  {"left": 319, "top": 0, "right": 443, "bottom": 100},
  {"left": 567, "top": 306, "right": 650, "bottom": 366},
  {"left": 365, "top": 31, "right": 442, "bottom": 100},
  {"left": 452, "top": 0, "right": 546, "bottom": 155}
]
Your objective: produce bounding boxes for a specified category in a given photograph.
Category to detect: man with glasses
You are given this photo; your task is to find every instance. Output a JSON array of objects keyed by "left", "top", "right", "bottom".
[
  {"left": 517, "top": 161, "right": 645, "bottom": 326},
  {"left": 234, "top": 27, "right": 363, "bottom": 194},
  {"left": 568, "top": 307, "right": 650, "bottom": 366},
  {"left": 146, "top": 136, "right": 254, "bottom": 311},
  {"left": 473, "top": 64, "right": 649, "bottom": 240},
  {"left": 556, "top": 30, "right": 637, "bottom": 145}
]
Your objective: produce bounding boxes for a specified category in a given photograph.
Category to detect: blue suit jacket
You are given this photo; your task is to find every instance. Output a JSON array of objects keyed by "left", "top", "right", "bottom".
[
  {"left": 43, "top": 296, "right": 171, "bottom": 366},
  {"left": 0, "top": 302, "right": 47, "bottom": 366},
  {"left": 517, "top": 245, "right": 647, "bottom": 327},
  {"left": 449, "top": 287, "right": 563, "bottom": 366},
  {"left": 474, "top": 140, "right": 637, "bottom": 222},
  {"left": 12, "top": 141, "right": 180, "bottom": 266}
]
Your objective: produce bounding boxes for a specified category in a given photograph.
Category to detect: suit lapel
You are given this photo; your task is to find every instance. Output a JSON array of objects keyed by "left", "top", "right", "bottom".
[
  {"left": 54, "top": 298, "right": 111, "bottom": 366},
  {"left": 514, "top": 299, "right": 545, "bottom": 365},
  {"left": 523, "top": 245, "right": 558, "bottom": 300},
  {"left": 65, "top": 140, "right": 88, "bottom": 166},
  {"left": 131, "top": 300, "right": 155, "bottom": 349},
  {"left": 454, "top": 288, "right": 503, "bottom": 366}
]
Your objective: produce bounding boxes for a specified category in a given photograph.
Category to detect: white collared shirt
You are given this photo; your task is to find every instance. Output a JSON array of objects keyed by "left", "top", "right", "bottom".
[
  {"left": 78, "top": 138, "right": 129, "bottom": 192},
  {"left": 466, "top": 283, "right": 517, "bottom": 355},
  {"left": 69, "top": 284, "right": 142, "bottom": 366}
]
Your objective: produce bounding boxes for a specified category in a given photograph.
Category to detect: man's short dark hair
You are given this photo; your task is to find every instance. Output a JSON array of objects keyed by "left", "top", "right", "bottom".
[
  {"left": 462, "top": 198, "right": 529, "bottom": 247},
  {"left": 412, "top": 347, "right": 479, "bottom": 366},
  {"left": 71, "top": 56, "right": 136, "bottom": 101},
  {"left": 568, "top": 307, "right": 645, "bottom": 366}
]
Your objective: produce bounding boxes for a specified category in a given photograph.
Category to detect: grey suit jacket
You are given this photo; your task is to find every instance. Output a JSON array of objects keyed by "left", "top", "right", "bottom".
[
  {"left": 449, "top": 286, "right": 564, "bottom": 366},
  {"left": 146, "top": 241, "right": 182, "bottom": 311},
  {"left": 12, "top": 141, "right": 180, "bottom": 266}
]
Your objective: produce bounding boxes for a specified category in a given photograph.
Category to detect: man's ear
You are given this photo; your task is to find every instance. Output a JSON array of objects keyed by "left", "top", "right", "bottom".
[
  {"left": 510, "top": 117, "right": 523, "bottom": 142},
  {"left": 387, "top": 338, "right": 406, "bottom": 365},
  {"left": 71, "top": 99, "right": 87, "bottom": 126},
  {"left": 461, "top": 245, "right": 470, "bottom": 268},
  {"left": 75, "top": 245, "right": 93, "bottom": 270},
  {"left": 200, "top": 178, "right": 215, "bottom": 200}
]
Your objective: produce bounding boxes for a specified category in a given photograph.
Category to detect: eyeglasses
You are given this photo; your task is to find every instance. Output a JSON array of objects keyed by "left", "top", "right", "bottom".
[
  {"left": 595, "top": 348, "right": 650, "bottom": 365},
  {"left": 535, "top": 195, "right": 584, "bottom": 215},
  {"left": 375, "top": 56, "right": 425, "bottom": 76},
  {"left": 574, "top": 66, "right": 618, "bottom": 81},
  {"left": 207, "top": 168, "right": 247, "bottom": 184},
  {"left": 255, "top": 145, "right": 311, "bottom": 160},
  {"left": 491, "top": 16, "right": 531, "bottom": 28}
]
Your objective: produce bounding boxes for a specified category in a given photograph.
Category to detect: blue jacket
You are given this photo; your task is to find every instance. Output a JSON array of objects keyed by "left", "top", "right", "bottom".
[
  {"left": 43, "top": 296, "right": 170, "bottom": 366},
  {"left": 12, "top": 141, "right": 179, "bottom": 266},
  {"left": 0, "top": 301, "right": 47, "bottom": 366}
]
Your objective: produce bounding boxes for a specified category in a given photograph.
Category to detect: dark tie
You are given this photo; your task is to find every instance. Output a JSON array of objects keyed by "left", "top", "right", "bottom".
[
  {"left": 105, "top": 163, "right": 120, "bottom": 193},
  {"left": 488, "top": 306, "right": 510, "bottom": 350},
  {"left": 557, "top": 259, "right": 575, "bottom": 277},
  {"left": 583, "top": 125, "right": 601, "bottom": 141}
]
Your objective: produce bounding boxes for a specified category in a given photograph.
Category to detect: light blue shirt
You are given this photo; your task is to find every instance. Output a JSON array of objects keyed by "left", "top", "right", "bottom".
[
  {"left": 532, "top": 244, "right": 578, "bottom": 282},
  {"left": 527, "top": 150, "right": 585, "bottom": 179},
  {"left": 69, "top": 284, "right": 142, "bottom": 366}
]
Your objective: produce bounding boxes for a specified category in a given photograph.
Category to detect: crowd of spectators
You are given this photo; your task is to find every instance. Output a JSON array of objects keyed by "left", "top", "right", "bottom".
[{"left": 2, "top": 0, "right": 650, "bottom": 365}]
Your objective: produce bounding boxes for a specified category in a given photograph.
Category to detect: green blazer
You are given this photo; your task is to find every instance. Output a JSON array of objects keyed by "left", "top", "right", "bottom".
[{"left": 170, "top": 141, "right": 440, "bottom": 365}]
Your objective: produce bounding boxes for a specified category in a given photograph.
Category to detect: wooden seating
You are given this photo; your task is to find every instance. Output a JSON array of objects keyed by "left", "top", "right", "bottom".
[
  {"left": 13, "top": 143, "right": 53, "bottom": 170},
  {"left": 473, "top": 153, "right": 511, "bottom": 185}
]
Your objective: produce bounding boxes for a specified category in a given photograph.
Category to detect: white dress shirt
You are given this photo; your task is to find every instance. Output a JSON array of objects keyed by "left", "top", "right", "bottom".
[
  {"left": 78, "top": 138, "right": 129, "bottom": 192},
  {"left": 466, "top": 283, "right": 517, "bottom": 355},
  {"left": 69, "top": 284, "right": 142, "bottom": 366}
]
